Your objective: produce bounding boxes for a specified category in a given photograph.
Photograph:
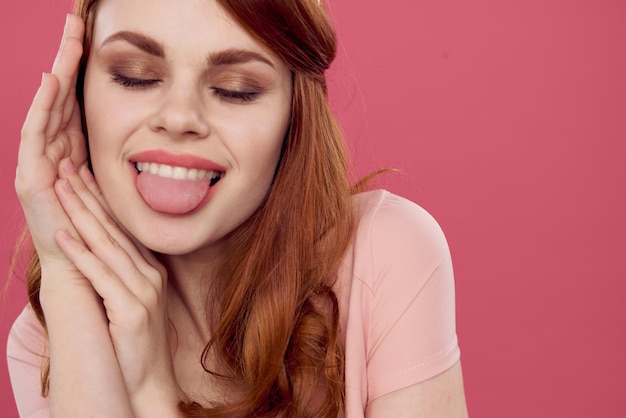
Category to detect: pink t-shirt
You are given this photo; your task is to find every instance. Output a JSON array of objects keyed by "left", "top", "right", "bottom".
[{"left": 7, "top": 190, "right": 460, "bottom": 417}]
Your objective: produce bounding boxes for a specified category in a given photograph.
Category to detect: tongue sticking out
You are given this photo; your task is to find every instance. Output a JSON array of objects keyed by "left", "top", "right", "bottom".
[{"left": 137, "top": 171, "right": 211, "bottom": 215}]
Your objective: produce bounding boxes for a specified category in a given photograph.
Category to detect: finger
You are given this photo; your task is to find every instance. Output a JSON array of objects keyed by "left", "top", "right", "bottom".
[
  {"left": 55, "top": 176, "right": 162, "bottom": 299},
  {"left": 55, "top": 168, "right": 165, "bottom": 293},
  {"left": 65, "top": 161, "right": 151, "bottom": 262},
  {"left": 50, "top": 14, "right": 84, "bottom": 112},
  {"left": 76, "top": 162, "right": 166, "bottom": 278},
  {"left": 68, "top": 107, "right": 88, "bottom": 168},
  {"left": 18, "top": 74, "right": 60, "bottom": 162},
  {"left": 78, "top": 164, "right": 167, "bottom": 277},
  {"left": 65, "top": 15, "right": 85, "bottom": 104},
  {"left": 51, "top": 15, "right": 85, "bottom": 72},
  {"left": 58, "top": 160, "right": 128, "bottom": 252},
  {"left": 78, "top": 164, "right": 108, "bottom": 209},
  {"left": 47, "top": 15, "right": 85, "bottom": 139},
  {"left": 54, "top": 228, "right": 140, "bottom": 318}
]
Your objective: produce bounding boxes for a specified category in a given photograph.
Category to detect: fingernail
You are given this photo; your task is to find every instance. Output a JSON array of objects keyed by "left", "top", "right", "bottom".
[
  {"left": 62, "top": 159, "right": 77, "bottom": 175},
  {"left": 41, "top": 72, "right": 46, "bottom": 86},
  {"left": 62, "top": 178, "right": 74, "bottom": 193},
  {"left": 65, "top": 14, "right": 70, "bottom": 32},
  {"left": 60, "top": 229, "right": 73, "bottom": 241},
  {"left": 79, "top": 165, "right": 94, "bottom": 183}
]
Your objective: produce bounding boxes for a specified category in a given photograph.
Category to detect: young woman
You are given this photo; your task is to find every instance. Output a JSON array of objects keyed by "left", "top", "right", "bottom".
[{"left": 7, "top": 0, "right": 468, "bottom": 416}]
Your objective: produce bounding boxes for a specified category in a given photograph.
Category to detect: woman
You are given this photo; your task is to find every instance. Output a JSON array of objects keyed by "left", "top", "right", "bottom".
[{"left": 7, "top": 0, "right": 468, "bottom": 416}]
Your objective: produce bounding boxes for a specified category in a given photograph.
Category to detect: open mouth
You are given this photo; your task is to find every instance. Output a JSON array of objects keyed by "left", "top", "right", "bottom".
[{"left": 135, "top": 162, "right": 223, "bottom": 187}]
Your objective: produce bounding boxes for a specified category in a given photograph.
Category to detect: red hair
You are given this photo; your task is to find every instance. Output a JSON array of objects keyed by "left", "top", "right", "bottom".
[{"left": 25, "top": 1, "right": 356, "bottom": 416}]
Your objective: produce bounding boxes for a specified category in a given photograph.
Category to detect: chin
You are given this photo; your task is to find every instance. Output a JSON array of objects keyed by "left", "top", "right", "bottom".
[
  {"left": 133, "top": 228, "right": 217, "bottom": 257},
  {"left": 142, "top": 238, "right": 203, "bottom": 256}
]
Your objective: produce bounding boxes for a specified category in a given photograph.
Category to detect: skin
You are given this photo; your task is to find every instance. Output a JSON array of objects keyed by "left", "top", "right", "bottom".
[
  {"left": 17, "top": 14, "right": 138, "bottom": 417},
  {"left": 15, "top": 0, "right": 469, "bottom": 416},
  {"left": 84, "top": 0, "right": 292, "bottom": 259},
  {"left": 82, "top": 4, "right": 293, "bottom": 397}
]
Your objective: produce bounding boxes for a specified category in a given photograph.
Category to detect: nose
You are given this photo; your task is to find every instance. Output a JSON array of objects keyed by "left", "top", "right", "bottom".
[{"left": 149, "top": 82, "right": 210, "bottom": 139}]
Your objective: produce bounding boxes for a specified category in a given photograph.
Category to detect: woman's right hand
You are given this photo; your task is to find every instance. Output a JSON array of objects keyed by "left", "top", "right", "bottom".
[{"left": 15, "top": 14, "right": 87, "bottom": 284}]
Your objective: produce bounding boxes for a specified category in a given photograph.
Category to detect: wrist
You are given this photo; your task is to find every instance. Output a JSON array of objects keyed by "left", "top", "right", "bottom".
[
  {"left": 39, "top": 265, "right": 93, "bottom": 296},
  {"left": 39, "top": 272, "right": 101, "bottom": 319}
]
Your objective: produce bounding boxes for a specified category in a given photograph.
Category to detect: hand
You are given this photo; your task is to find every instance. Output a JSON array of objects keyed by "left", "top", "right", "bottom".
[
  {"left": 15, "top": 14, "right": 87, "bottom": 287},
  {"left": 16, "top": 16, "right": 142, "bottom": 417},
  {"left": 54, "top": 159, "right": 183, "bottom": 415}
]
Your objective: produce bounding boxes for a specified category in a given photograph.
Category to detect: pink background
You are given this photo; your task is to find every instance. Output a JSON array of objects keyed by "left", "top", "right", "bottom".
[{"left": 1, "top": 1, "right": 625, "bottom": 416}]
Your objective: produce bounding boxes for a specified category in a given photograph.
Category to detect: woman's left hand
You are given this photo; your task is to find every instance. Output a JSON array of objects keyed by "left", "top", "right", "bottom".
[{"left": 53, "top": 158, "right": 184, "bottom": 416}]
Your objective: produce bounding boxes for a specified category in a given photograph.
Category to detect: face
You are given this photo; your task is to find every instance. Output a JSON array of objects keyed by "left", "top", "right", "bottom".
[{"left": 83, "top": 0, "right": 293, "bottom": 257}]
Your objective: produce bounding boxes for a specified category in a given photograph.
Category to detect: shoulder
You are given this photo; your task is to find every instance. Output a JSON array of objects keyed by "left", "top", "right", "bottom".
[
  {"left": 354, "top": 189, "right": 449, "bottom": 247},
  {"left": 7, "top": 303, "right": 47, "bottom": 363},
  {"left": 351, "top": 189, "right": 453, "bottom": 290},
  {"left": 6, "top": 304, "right": 50, "bottom": 418},
  {"left": 341, "top": 190, "right": 460, "bottom": 402}
]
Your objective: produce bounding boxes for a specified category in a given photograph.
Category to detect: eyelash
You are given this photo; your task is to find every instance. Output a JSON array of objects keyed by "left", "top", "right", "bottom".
[
  {"left": 111, "top": 74, "right": 161, "bottom": 88},
  {"left": 211, "top": 87, "right": 260, "bottom": 103},
  {"left": 110, "top": 75, "right": 261, "bottom": 103}
]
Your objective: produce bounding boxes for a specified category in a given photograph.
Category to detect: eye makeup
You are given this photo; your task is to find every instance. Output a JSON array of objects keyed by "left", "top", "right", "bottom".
[
  {"left": 106, "top": 56, "right": 164, "bottom": 89},
  {"left": 110, "top": 72, "right": 162, "bottom": 89},
  {"left": 210, "top": 76, "right": 265, "bottom": 103},
  {"left": 97, "top": 43, "right": 277, "bottom": 104}
]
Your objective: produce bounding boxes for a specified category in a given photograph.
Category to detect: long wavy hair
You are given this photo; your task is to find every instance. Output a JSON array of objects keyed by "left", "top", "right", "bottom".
[{"left": 24, "top": 0, "right": 356, "bottom": 417}]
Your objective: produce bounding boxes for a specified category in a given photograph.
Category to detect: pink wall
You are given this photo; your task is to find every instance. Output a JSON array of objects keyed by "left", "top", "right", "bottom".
[{"left": 1, "top": 1, "right": 625, "bottom": 416}]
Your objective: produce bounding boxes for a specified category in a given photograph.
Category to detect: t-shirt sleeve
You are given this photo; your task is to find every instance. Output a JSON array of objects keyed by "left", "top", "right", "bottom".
[
  {"left": 6, "top": 304, "right": 50, "bottom": 418},
  {"left": 364, "top": 192, "right": 460, "bottom": 400}
]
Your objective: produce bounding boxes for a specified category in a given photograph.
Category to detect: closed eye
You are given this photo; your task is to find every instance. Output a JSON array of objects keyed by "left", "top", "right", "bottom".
[
  {"left": 212, "top": 87, "right": 261, "bottom": 103},
  {"left": 111, "top": 74, "right": 162, "bottom": 89}
]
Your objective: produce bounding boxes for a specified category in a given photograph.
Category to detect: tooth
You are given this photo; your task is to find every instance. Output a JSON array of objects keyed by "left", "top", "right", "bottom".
[
  {"left": 159, "top": 165, "right": 173, "bottom": 177},
  {"left": 172, "top": 166, "right": 187, "bottom": 179},
  {"left": 137, "top": 162, "right": 221, "bottom": 180}
]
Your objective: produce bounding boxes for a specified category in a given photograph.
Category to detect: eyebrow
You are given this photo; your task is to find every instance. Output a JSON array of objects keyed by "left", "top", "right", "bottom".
[
  {"left": 209, "top": 49, "right": 275, "bottom": 69},
  {"left": 102, "top": 31, "right": 164, "bottom": 57},
  {"left": 101, "top": 31, "right": 275, "bottom": 69}
]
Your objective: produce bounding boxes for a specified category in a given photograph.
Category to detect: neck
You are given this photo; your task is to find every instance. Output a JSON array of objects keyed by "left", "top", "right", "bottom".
[{"left": 161, "top": 246, "right": 223, "bottom": 343}]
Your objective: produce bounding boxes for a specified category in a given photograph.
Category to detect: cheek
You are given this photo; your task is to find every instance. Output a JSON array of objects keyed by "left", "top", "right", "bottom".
[
  {"left": 244, "top": 125, "right": 286, "bottom": 178},
  {"left": 82, "top": 89, "right": 131, "bottom": 191},
  {"left": 85, "top": 97, "right": 141, "bottom": 140},
  {"left": 84, "top": 83, "right": 115, "bottom": 155},
  {"left": 83, "top": 71, "right": 149, "bottom": 142},
  {"left": 224, "top": 103, "right": 290, "bottom": 169}
]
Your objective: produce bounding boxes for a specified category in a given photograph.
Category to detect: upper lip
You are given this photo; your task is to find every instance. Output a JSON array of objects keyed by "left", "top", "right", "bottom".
[{"left": 128, "top": 150, "right": 226, "bottom": 172}]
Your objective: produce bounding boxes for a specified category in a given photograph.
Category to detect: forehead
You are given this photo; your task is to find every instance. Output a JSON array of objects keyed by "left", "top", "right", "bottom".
[{"left": 91, "top": 0, "right": 267, "bottom": 55}]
